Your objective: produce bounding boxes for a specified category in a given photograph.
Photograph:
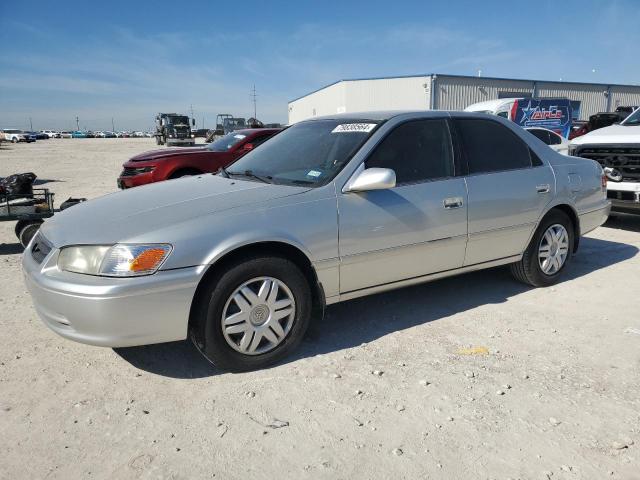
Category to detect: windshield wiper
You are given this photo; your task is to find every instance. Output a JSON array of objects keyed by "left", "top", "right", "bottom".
[{"left": 228, "top": 169, "right": 272, "bottom": 184}]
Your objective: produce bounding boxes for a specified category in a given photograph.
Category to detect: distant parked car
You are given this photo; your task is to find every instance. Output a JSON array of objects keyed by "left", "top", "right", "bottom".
[
  {"left": 60, "top": 131, "right": 73, "bottom": 138},
  {"left": 191, "top": 128, "right": 209, "bottom": 138},
  {"left": 71, "top": 131, "right": 89, "bottom": 138},
  {"left": 2, "top": 129, "right": 36, "bottom": 143},
  {"left": 525, "top": 127, "right": 570, "bottom": 155},
  {"left": 40, "top": 130, "right": 60, "bottom": 139},
  {"left": 28, "top": 131, "right": 48, "bottom": 140},
  {"left": 118, "top": 128, "right": 281, "bottom": 189},
  {"left": 103, "top": 131, "right": 117, "bottom": 138},
  {"left": 132, "top": 131, "right": 145, "bottom": 138},
  {"left": 569, "top": 112, "right": 628, "bottom": 140},
  {"left": 94, "top": 131, "right": 106, "bottom": 138}
]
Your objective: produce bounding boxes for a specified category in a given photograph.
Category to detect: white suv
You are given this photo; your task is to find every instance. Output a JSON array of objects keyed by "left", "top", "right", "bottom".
[
  {"left": 2, "top": 129, "right": 36, "bottom": 143},
  {"left": 40, "top": 130, "right": 60, "bottom": 138}
]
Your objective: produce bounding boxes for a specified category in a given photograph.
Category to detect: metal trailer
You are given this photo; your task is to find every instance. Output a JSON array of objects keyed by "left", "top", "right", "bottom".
[{"left": 0, "top": 189, "right": 86, "bottom": 247}]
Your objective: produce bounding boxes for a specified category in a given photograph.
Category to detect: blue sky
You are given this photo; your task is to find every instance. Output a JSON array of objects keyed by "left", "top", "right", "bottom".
[{"left": 1, "top": 0, "right": 638, "bottom": 131}]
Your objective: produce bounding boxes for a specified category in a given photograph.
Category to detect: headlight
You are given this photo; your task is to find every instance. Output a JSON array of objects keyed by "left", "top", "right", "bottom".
[
  {"left": 58, "top": 244, "right": 172, "bottom": 277},
  {"left": 131, "top": 166, "right": 154, "bottom": 174}
]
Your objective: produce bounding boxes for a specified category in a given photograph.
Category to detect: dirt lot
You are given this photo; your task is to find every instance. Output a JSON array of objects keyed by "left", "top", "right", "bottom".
[{"left": 1, "top": 138, "right": 639, "bottom": 480}]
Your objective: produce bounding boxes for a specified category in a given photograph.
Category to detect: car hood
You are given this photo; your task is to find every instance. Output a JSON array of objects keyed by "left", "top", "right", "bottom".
[
  {"left": 40, "top": 174, "right": 310, "bottom": 247},
  {"left": 130, "top": 146, "right": 208, "bottom": 162},
  {"left": 571, "top": 124, "right": 640, "bottom": 146}
]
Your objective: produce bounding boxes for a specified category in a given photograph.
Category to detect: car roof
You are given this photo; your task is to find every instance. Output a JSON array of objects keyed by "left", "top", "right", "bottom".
[
  {"left": 304, "top": 110, "right": 451, "bottom": 122},
  {"left": 299, "top": 110, "right": 516, "bottom": 123}
]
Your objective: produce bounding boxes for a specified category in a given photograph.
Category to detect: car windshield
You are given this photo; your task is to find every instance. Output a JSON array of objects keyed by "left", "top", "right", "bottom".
[
  {"left": 225, "top": 119, "right": 381, "bottom": 187},
  {"left": 168, "top": 116, "right": 189, "bottom": 125},
  {"left": 207, "top": 132, "right": 248, "bottom": 152},
  {"left": 622, "top": 108, "right": 640, "bottom": 126}
]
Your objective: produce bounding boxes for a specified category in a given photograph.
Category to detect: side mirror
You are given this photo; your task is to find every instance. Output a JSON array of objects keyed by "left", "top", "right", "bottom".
[
  {"left": 344, "top": 168, "right": 396, "bottom": 193},
  {"left": 242, "top": 142, "right": 254, "bottom": 151}
]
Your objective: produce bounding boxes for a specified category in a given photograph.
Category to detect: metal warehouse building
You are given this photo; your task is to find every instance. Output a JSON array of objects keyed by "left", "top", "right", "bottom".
[{"left": 288, "top": 73, "right": 640, "bottom": 124}]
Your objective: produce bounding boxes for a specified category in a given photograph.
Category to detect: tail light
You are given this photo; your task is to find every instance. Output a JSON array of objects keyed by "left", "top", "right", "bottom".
[{"left": 601, "top": 172, "right": 607, "bottom": 191}]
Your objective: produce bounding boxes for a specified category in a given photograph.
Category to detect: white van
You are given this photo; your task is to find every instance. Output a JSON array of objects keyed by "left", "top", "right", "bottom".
[{"left": 464, "top": 98, "right": 520, "bottom": 119}]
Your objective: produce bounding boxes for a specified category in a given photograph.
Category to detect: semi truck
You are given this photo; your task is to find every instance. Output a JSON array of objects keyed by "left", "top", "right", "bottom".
[{"left": 154, "top": 113, "right": 195, "bottom": 147}]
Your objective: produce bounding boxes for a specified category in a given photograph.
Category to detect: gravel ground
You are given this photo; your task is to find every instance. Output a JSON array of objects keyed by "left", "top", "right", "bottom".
[{"left": 1, "top": 138, "right": 639, "bottom": 480}]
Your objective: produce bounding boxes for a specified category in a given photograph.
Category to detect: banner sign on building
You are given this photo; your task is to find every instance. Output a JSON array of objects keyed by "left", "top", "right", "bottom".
[{"left": 511, "top": 99, "right": 573, "bottom": 138}]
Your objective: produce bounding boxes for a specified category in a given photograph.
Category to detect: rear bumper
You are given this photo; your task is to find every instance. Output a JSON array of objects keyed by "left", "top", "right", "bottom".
[
  {"left": 22, "top": 236, "right": 203, "bottom": 348},
  {"left": 579, "top": 203, "right": 611, "bottom": 235}
]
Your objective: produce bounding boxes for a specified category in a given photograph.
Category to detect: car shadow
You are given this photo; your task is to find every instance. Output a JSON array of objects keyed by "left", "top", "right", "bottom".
[
  {"left": 0, "top": 243, "right": 24, "bottom": 255},
  {"left": 114, "top": 236, "right": 638, "bottom": 379}
]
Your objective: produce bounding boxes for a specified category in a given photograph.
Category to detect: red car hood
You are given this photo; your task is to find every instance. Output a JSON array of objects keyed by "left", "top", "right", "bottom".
[{"left": 130, "top": 146, "right": 208, "bottom": 162}]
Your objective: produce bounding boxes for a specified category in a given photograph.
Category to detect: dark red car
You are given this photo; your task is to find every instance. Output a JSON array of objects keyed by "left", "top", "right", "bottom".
[{"left": 117, "top": 128, "right": 281, "bottom": 189}]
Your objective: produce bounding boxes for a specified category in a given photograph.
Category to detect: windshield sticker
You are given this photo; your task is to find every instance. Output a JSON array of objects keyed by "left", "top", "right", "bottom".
[
  {"left": 306, "top": 170, "right": 322, "bottom": 178},
  {"left": 234, "top": 134, "right": 246, "bottom": 139},
  {"left": 331, "top": 123, "right": 377, "bottom": 133}
]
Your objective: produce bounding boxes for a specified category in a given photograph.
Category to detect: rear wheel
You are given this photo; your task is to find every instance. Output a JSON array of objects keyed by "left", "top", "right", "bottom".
[
  {"left": 510, "top": 210, "right": 574, "bottom": 287},
  {"left": 12, "top": 137, "right": 18, "bottom": 143},
  {"left": 190, "top": 255, "right": 312, "bottom": 372}
]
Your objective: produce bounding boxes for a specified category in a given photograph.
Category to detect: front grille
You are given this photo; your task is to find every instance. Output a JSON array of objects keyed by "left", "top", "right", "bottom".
[
  {"left": 575, "top": 145, "right": 640, "bottom": 182},
  {"left": 121, "top": 167, "right": 138, "bottom": 177},
  {"left": 31, "top": 234, "right": 52, "bottom": 264}
]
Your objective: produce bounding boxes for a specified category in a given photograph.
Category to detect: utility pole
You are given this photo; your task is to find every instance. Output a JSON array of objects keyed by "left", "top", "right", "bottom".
[
  {"left": 190, "top": 104, "right": 195, "bottom": 128},
  {"left": 76, "top": 116, "right": 80, "bottom": 131},
  {"left": 250, "top": 85, "right": 257, "bottom": 120},
  {"left": 29, "top": 117, "right": 33, "bottom": 131},
  {"left": 111, "top": 117, "right": 115, "bottom": 132}
]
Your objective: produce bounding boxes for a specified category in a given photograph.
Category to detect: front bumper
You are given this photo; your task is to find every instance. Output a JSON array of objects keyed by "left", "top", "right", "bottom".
[
  {"left": 166, "top": 138, "right": 194, "bottom": 146},
  {"left": 22, "top": 235, "right": 204, "bottom": 347},
  {"left": 118, "top": 171, "right": 154, "bottom": 189},
  {"left": 607, "top": 182, "right": 640, "bottom": 214}
]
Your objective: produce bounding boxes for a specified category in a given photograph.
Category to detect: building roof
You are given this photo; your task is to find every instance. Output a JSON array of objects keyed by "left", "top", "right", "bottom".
[{"left": 289, "top": 73, "right": 640, "bottom": 103}]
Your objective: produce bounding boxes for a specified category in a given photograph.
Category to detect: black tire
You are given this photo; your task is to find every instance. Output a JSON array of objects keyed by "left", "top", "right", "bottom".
[
  {"left": 510, "top": 209, "right": 574, "bottom": 287},
  {"left": 190, "top": 255, "right": 312, "bottom": 372},
  {"left": 18, "top": 221, "right": 43, "bottom": 248},
  {"left": 155, "top": 135, "right": 161, "bottom": 145},
  {"left": 14, "top": 220, "right": 28, "bottom": 238},
  {"left": 12, "top": 137, "right": 18, "bottom": 143}
]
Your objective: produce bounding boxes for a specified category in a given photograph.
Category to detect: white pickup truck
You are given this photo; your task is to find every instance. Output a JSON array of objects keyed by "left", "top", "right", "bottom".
[{"left": 570, "top": 108, "right": 640, "bottom": 214}]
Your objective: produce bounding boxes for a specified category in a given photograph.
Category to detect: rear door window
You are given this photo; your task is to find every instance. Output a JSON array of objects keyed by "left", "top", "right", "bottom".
[{"left": 454, "top": 119, "right": 532, "bottom": 174}]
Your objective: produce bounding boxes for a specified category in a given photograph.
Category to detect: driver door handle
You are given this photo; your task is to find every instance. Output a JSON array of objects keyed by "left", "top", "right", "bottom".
[
  {"left": 443, "top": 197, "right": 464, "bottom": 209},
  {"left": 536, "top": 184, "right": 550, "bottom": 194}
]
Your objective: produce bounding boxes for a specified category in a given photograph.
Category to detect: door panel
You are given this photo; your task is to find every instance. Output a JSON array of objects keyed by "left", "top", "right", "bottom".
[
  {"left": 464, "top": 166, "right": 554, "bottom": 265},
  {"left": 338, "top": 178, "right": 468, "bottom": 292}
]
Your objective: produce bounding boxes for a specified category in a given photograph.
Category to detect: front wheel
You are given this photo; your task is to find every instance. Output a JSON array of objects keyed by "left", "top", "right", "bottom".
[
  {"left": 190, "top": 255, "right": 312, "bottom": 372},
  {"left": 12, "top": 137, "right": 18, "bottom": 143},
  {"left": 510, "top": 210, "right": 574, "bottom": 287}
]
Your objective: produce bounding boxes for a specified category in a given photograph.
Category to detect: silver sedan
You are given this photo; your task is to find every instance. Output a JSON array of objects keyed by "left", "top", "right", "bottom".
[{"left": 22, "top": 111, "right": 610, "bottom": 371}]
